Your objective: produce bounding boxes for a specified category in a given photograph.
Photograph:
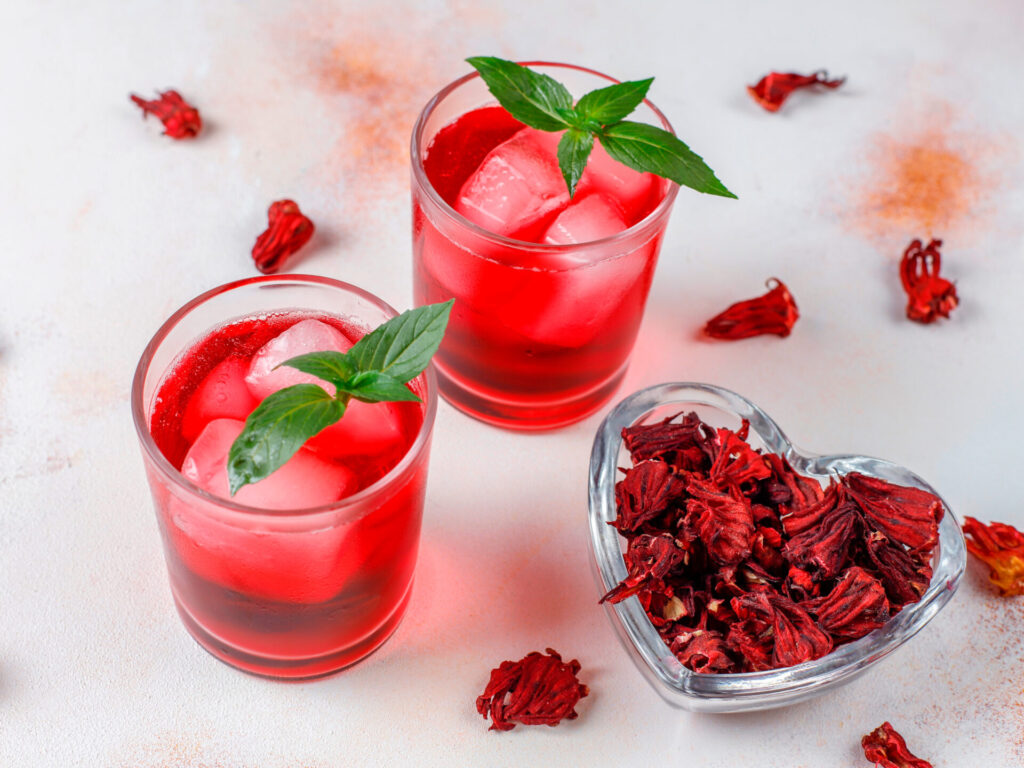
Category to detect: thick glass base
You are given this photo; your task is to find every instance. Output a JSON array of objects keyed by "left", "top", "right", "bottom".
[
  {"left": 435, "top": 359, "right": 629, "bottom": 430},
  {"left": 171, "top": 584, "right": 412, "bottom": 680}
]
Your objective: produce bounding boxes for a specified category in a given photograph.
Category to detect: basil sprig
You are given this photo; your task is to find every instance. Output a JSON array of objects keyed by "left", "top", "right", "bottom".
[
  {"left": 466, "top": 56, "right": 736, "bottom": 200},
  {"left": 227, "top": 300, "right": 453, "bottom": 495}
]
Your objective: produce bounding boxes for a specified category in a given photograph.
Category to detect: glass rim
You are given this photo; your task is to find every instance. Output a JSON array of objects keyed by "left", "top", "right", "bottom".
[
  {"left": 588, "top": 381, "right": 967, "bottom": 709},
  {"left": 130, "top": 273, "right": 438, "bottom": 519},
  {"left": 410, "top": 60, "right": 681, "bottom": 255}
]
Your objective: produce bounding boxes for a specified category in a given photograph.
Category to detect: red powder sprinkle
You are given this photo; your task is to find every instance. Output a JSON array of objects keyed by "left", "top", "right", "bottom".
[
  {"left": 476, "top": 649, "right": 588, "bottom": 731},
  {"left": 251, "top": 200, "right": 315, "bottom": 274},
  {"left": 849, "top": 114, "right": 991, "bottom": 240},
  {"left": 130, "top": 90, "right": 202, "bottom": 139}
]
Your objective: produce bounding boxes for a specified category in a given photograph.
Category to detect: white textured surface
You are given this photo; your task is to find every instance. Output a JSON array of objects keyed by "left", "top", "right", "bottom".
[{"left": 3, "top": 1, "right": 1023, "bottom": 765}]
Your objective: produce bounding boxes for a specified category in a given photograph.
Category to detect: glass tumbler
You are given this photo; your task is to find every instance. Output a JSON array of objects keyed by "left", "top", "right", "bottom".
[
  {"left": 411, "top": 62, "right": 680, "bottom": 430},
  {"left": 131, "top": 275, "right": 437, "bottom": 679}
]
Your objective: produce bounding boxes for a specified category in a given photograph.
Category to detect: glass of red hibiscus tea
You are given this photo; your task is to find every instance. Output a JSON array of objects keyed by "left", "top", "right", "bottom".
[
  {"left": 589, "top": 382, "right": 967, "bottom": 712},
  {"left": 131, "top": 275, "right": 436, "bottom": 679},
  {"left": 411, "top": 62, "right": 680, "bottom": 429}
]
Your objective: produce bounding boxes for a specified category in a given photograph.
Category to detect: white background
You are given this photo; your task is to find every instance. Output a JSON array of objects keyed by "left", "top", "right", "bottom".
[{"left": 2, "top": 1, "right": 1023, "bottom": 765}]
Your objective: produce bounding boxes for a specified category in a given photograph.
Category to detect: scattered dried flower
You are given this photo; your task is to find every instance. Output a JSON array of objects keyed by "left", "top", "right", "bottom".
[
  {"left": 476, "top": 649, "right": 588, "bottom": 731},
  {"left": 747, "top": 70, "right": 845, "bottom": 112},
  {"left": 900, "top": 238, "right": 958, "bottom": 324},
  {"left": 130, "top": 90, "right": 202, "bottom": 139},
  {"left": 861, "top": 722, "right": 933, "bottom": 768},
  {"left": 963, "top": 516, "right": 1024, "bottom": 596},
  {"left": 251, "top": 200, "right": 316, "bottom": 274},
  {"left": 703, "top": 279, "right": 799, "bottom": 341}
]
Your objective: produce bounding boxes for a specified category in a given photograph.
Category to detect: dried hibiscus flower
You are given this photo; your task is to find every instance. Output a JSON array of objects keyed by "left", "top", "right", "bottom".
[
  {"left": 602, "top": 411, "right": 945, "bottom": 673},
  {"left": 130, "top": 90, "right": 202, "bottom": 139},
  {"left": 748, "top": 70, "right": 845, "bottom": 113},
  {"left": 861, "top": 722, "right": 933, "bottom": 768},
  {"left": 963, "top": 516, "right": 1024, "bottom": 596},
  {"left": 804, "top": 566, "right": 890, "bottom": 640},
  {"left": 703, "top": 279, "right": 799, "bottom": 340},
  {"left": 476, "top": 649, "right": 588, "bottom": 732},
  {"left": 251, "top": 200, "right": 315, "bottom": 274},
  {"left": 900, "top": 238, "right": 958, "bottom": 324}
]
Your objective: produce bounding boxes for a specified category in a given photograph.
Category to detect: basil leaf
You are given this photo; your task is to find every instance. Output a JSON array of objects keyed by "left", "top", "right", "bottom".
[
  {"left": 466, "top": 56, "right": 573, "bottom": 132},
  {"left": 598, "top": 121, "right": 737, "bottom": 199},
  {"left": 557, "top": 128, "right": 595, "bottom": 198},
  {"left": 347, "top": 300, "right": 453, "bottom": 382},
  {"left": 278, "top": 350, "right": 355, "bottom": 389},
  {"left": 575, "top": 78, "right": 654, "bottom": 125},
  {"left": 340, "top": 371, "right": 422, "bottom": 403},
  {"left": 227, "top": 384, "right": 345, "bottom": 495}
]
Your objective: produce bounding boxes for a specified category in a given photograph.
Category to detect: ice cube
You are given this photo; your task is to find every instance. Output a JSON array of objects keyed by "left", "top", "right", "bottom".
[
  {"left": 501, "top": 193, "right": 655, "bottom": 347},
  {"left": 455, "top": 128, "right": 569, "bottom": 238},
  {"left": 181, "top": 418, "right": 357, "bottom": 509},
  {"left": 181, "top": 356, "right": 259, "bottom": 442},
  {"left": 162, "top": 420, "right": 367, "bottom": 603},
  {"left": 245, "top": 318, "right": 353, "bottom": 401},
  {"left": 542, "top": 192, "right": 628, "bottom": 245},
  {"left": 305, "top": 399, "right": 405, "bottom": 460},
  {"left": 576, "top": 140, "right": 659, "bottom": 218},
  {"left": 246, "top": 318, "right": 406, "bottom": 458}
]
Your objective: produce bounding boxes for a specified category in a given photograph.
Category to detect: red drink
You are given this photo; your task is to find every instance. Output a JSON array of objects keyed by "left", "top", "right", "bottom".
[
  {"left": 412, "top": 63, "right": 679, "bottom": 429},
  {"left": 132, "top": 277, "right": 436, "bottom": 679}
]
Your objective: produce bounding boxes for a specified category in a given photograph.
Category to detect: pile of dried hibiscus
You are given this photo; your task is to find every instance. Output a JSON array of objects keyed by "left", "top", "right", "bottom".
[{"left": 601, "top": 412, "right": 945, "bottom": 673}]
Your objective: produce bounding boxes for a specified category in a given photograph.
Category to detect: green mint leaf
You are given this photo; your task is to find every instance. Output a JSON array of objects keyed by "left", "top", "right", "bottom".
[
  {"left": 227, "top": 384, "right": 345, "bottom": 495},
  {"left": 598, "top": 121, "right": 737, "bottom": 199},
  {"left": 466, "top": 56, "right": 572, "bottom": 132},
  {"left": 339, "top": 371, "right": 422, "bottom": 403},
  {"left": 557, "top": 128, "right": 594, "bottom": 198},
  {"left": 277, "top": 351, "right": 355, "bottom": 389},
  {"left": 574, "top": 78, "right": 654, "bottom": 125},
  {"left": 347, "top": 300, "right": 454, "bottom": 382}
]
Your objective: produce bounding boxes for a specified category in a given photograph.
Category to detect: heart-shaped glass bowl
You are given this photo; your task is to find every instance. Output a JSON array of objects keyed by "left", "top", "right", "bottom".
[{"left": 588, "top": 382, "right": 967, "bottom": 713}]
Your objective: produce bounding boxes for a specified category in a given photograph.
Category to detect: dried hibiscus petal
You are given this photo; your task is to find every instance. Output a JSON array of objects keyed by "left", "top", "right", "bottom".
[
  {"left": 782, "top": 502, "right": 859, "bottom": 580},
  {"left": 251, "top": 200, "right": 316, "bottom": 274},
  {"left": 670, "top": 628, "right": 735, "bottom": 673},
  {"left": 704, "top": 279, "right": 799, "bottom": 340},
  {"left": 764, "top": 453, "right": 824, "bottom": 512},
  {"left": 686, "top": 477, "right": 755, "bottom": 565},
  {"left": 732, "top": 591, "right": 832, "bottom": 668},
  {"left": 843, "top": 473, "right": 942, "bottom": 552},
  {"left": 710, "top": 426, "right": 771, "bottom": 489},
  {"left": 963, "top": 517, "right": 1024, "bottom": 596},
  {"left": 861, "top": 722, "right": 933, "bottom": 768},
  {"left": 865, "top": 532, "right": 933, "bottom": 608},
  {"left": 612, "top": 461, "right": 686, "bottom": 533},
  {"left": 476, "top": 649, "right": 588, "bottom": 732},
  {"left": 751, "top": 525, "right": 786, "bottom": 572},
  {"left": 804, "top": 566, "right": 889, "bottom": 640},
  {"left": 900, "top": 238, "right": 958, "bottom": 324},
  {"left": 130, "top": 90, "right": 201, "bottom": 139},
  {"left": 600, "top": 533, "right": 685, "bottom": 604},
  {"left": 747, "top": 70, "right": 845, "bottom": 113},
  {"left": 780, "top": 479, "right": 843, "bottom": 536},
  {"left": 622, "top": 411, "right": 714, "bottom": 470}
]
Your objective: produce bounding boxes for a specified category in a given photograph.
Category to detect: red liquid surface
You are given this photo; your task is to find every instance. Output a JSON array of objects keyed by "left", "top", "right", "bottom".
[
  {"left": 148, "top": 313, "right": 427, "bottom": 677},
  {"left": 414, "top": 105, "right": 670, "bottom": 428}
]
